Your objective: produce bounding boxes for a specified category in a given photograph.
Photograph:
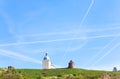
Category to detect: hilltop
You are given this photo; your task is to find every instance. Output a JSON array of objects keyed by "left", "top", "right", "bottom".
[{"left": 0, "top": 68, "right": 120, "bottom": 79}]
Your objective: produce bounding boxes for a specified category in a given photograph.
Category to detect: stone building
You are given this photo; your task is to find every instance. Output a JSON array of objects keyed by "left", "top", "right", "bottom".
[
  {"left": 8, "top": 66, "right": 14, "bottom": 69},
  {"left": 68, "top": 60, "right": 75, "bottom": 68},
  {"left": 42, "top": 53, "right": 54, "bottom": 69},
  {"left": 113, "top": 67, "right": 117, "bottom": 72}
]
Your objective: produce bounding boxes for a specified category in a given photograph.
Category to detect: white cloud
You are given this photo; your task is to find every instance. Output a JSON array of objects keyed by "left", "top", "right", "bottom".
[{"left": 0, "top": 49, "right": 42, "bottom": 64}]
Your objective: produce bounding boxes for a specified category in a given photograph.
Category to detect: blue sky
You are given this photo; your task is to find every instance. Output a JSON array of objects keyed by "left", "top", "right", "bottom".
[{"left": 0, "top": 0, "right": 120, "bottom": 70}]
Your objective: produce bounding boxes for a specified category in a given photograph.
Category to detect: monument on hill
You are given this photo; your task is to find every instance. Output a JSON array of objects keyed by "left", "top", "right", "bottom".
[
  {"left": 68, "top": 60, "right": 75, "bottom": 68},
  {"left": 42, "top": 53, "right": 54, "bottom": 69}
]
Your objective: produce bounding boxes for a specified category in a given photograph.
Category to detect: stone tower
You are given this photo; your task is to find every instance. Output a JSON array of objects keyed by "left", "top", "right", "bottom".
[
  {"left": 42, "top": 53, "right": 54, "bottom": 69},
  {"left": 68, "top": 60, "right": 75, "bottom": 68}
]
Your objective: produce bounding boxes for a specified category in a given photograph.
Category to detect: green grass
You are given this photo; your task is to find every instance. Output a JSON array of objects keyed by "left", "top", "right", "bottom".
[
  {"left": 1, "top": 68, "right": 120, "bottom": 79},
  {"left": 16, "top": 68, "right": 105, "bottom": 78}
]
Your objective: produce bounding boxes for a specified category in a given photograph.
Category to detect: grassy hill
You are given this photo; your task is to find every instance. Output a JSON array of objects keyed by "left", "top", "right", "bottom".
[
  {"left": 18, "top": 68, "right": 105, "bottom": 78},
  {"left": 0, "top": 68, "right": 120, "bottom": 79}
]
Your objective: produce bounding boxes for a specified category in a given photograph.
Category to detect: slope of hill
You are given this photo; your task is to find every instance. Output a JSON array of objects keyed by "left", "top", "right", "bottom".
[{"left": 0, "top": 68, "right": 120, "bottom": 79}]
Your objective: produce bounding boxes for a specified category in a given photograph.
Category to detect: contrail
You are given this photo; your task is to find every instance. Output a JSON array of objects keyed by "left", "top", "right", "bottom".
[
  {"left": 91, "top": 42, "right": 120, "bottom": 66},
  {"left": 0, "top": 33, "right": 120, "bottom": 47},
  {"left": 61, "top": 0, "right": 94, "bottom": 64},
  {"left": 61, "top": 40, "right": 88, "bottom": 62},
  {"left": 19, "top": 26, "right": 120, "bottom": 37},
  {"left": 0, "top": 49, "right": 42, "bottom": 64},
  {"left": 80, "top": 0, "right": 94, "bottom": 26},
  {"left": 85, "top": 38, "right": 117, "bottom": 67},
  {"left": 20, "top": 31, "right": 80, "bottom": 37},
  {"left": 18, "top": 0, "right": 95, "bottom": 40}
]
